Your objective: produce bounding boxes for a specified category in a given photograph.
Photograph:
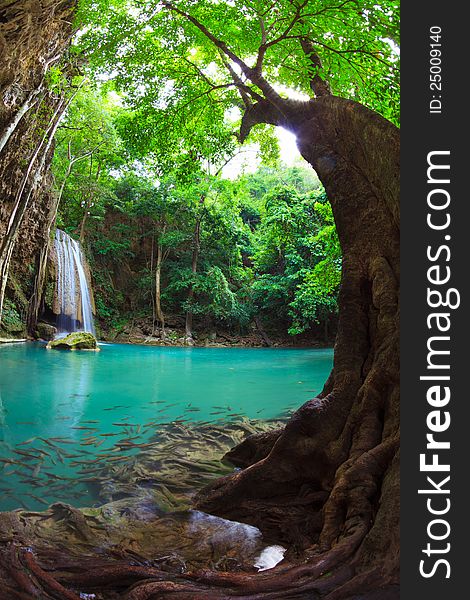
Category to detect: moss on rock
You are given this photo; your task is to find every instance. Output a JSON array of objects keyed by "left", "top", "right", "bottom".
[{"left": 47, "top": 332, "right": 99, "bottom": 351}]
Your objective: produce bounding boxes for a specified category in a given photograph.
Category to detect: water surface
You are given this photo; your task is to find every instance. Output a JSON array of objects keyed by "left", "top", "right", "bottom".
[{"left": 0, "top": 342, "right": 333, "bottom": 511}]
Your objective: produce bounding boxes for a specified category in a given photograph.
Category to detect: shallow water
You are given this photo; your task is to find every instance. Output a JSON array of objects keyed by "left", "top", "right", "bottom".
[{"left": 0, "top": 342, "right": 333, "bottom": 511}]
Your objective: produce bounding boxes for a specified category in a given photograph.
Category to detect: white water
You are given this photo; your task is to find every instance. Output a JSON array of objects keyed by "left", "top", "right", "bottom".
[{"left": 55, "top": 229, "right": 95, "bottom": 334}]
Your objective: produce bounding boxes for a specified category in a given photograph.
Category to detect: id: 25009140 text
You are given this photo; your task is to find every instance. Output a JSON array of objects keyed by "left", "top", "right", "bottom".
[{"left": 429, "top": 26, "right": 443, "bottom": 115}]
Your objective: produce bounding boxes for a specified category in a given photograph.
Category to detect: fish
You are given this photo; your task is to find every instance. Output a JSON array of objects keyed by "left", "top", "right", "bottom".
[
  {"left": 81, "top": 420, "right": 100, "bottom": 424},
  {"left": 112, "top": 423, "right": 138, "bottom": 427},
  {"left": 17, "top": 437, "right": 37, "bottom": 446},
  {"left": 28, "top": 494, "right": 49, "bottom": 506},
  {"left": 99, "top": 432, "right": 121, "bottom": 437},
  {"left": 12, "top": 449, "right": 42, "bottom": 459},
  {"left": 39, "top": 438, "right": 60, "bottom": 448},
  {"left": 44, "top": 472, "right": 70, "bottom": 480},
  {"left": 124, "top": 442, "right": 155, "bottom": 449},
  {"left": 36, "top": 449, "right": 52, "bottom": 457},
  {"left": 71, "top": 426, "right": 98, "bottom": 431},
  {"left": 77, "top": 467, "right": 105, "bottom": 475}
]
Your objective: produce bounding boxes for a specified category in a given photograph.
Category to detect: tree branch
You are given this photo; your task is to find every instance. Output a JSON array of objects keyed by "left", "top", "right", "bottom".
[
  {"left": 253, "top": 0, "right": 308, "bottom": 75},
  {"left": 161, "top": 1, "right": 285, "bottom": 110},
  {"left": 299, "top": 38, "right": 331, "bottom": 97}
]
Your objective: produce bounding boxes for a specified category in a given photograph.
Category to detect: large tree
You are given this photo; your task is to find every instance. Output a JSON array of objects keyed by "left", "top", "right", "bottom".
[
  {"left": 2, "top": 1, "right": 400, "bottom": 598},
  {"left": 76, "top": 1, "right": 400, "bottom": 595}
]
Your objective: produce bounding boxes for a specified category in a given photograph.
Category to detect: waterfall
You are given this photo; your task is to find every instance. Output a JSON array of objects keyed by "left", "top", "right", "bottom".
[{"left": 54, "top": 229, "right": 95, "bottom": 335}]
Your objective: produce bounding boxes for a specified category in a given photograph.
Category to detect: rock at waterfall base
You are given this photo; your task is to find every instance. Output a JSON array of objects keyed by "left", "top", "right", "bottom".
[
  {"left": 47, "top": 332, "right": 99, "bottom": 350},
  {"left": 36, "top": 322, "right": 57, "bottom": 341}
]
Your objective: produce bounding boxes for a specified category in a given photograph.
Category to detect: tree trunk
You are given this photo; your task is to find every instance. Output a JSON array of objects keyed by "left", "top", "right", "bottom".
[
  {"left": 192, "top": 95, "right": 400, "bottom": 597},
  {"left": 79, "top": 162, "right": 102, "bottom": 243},
  {"left": 254, "top": 315, "right": 272, "bottom": 347},
  {"left": 149, "top": 230, "right": 156, "bottom": 336},
  {"left": 26, "top": 239, "right": 51, "bottom": 334},
  {"left": 185, "top": 216, "right": 201, "bottom": 341},
  {"left": 0, "top": 89, "right": 41, "bottom": 155},
  {"left": 155, "top": 240, "right": 165, "bottom": 334}
]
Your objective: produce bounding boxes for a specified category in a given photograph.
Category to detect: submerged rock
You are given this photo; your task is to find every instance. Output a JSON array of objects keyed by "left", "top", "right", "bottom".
[
  {"left": 0, "top": 500, "right": 273, "bottom": 575},
  {"left": 47, "top": 331, "right": 99, "bottom": 350}
]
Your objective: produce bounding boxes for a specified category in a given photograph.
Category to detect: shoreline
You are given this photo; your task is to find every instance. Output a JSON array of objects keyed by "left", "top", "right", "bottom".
[
  {"left": 99, "top": 338, "right": 334, "bottom": 350},
  {"left": 26, "top": 337, "right": 334, "bottom": 350}
]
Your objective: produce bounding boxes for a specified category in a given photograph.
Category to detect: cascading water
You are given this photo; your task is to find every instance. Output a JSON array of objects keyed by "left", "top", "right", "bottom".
[{"left": 54, "top": 229, "right": 95, "bottom": 335}]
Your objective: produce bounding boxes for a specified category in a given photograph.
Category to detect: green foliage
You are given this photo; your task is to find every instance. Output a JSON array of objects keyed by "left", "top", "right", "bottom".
[
  {"left": 92, "top": 224, "right": 135, "bottom": 258},
  {"left": 186, "top": 266, "right": 251, "bottom": 326},
  {"left": 53, "top": 84, "right": 124, "bottom": 234},
  {"left": 75, "top": 0, "right": 400, "bottom": 136},
  {"left": 0, "top": 299, "right": 24, "bottom": 334},
  {"left": 251, "top": 186, "right": 341, "bottom": 334}
]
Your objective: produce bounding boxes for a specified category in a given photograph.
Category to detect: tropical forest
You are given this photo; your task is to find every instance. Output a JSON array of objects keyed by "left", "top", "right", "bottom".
[{"left": 0, "top": 1, "right": 400, "bottom": 599}]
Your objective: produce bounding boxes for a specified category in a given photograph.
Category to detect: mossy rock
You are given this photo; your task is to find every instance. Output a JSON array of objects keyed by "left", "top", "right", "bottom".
[
  {"left": 36, "top": 322, "right": 57, "bottom": 341},
  {"left": 47, "top": 332, "right": 99, "bottom": 351}
]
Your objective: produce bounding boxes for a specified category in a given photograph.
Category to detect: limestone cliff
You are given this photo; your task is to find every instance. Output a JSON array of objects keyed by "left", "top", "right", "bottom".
[{"left": 0, "top": 0, "right": 77, "bottom": 336}]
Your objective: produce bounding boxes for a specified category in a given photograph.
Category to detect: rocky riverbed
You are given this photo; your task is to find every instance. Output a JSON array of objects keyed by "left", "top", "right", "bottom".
[{"left": 0, "top": 417, "right": 289, "bottom": 598}]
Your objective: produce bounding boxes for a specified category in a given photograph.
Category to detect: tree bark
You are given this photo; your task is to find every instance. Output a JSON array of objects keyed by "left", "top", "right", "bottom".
[
  {"left": 185, "top": 215, "right": 201, "bottom": 341},
  {"left": 0, "top": 89, "right": 41, "bottom": 155},
  {"left": 79, "top": 162, "right": 102, "bottom": 243},
  {"left": 155, "top": 239, "right": 166, "bottom": 333}
]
